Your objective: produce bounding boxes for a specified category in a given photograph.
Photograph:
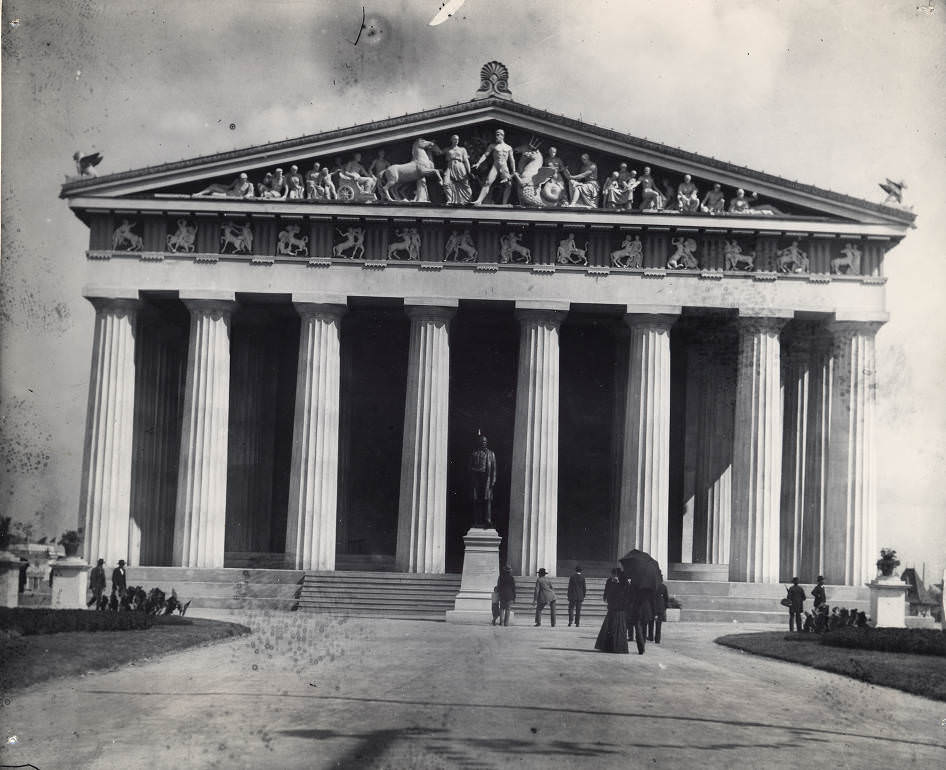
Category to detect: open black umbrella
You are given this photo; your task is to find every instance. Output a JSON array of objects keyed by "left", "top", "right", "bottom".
[{"left": 619, "top": 549, "right": 660, "bottom": 590}]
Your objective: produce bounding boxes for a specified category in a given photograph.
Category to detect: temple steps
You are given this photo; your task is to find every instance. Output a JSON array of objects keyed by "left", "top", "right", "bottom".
[{"left": 119, "top": 567, "right": 869, "bottom": 623}]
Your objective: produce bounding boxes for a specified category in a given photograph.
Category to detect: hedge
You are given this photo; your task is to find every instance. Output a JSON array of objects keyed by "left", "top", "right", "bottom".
[
  {"left": 0, "top": 608, "right": 155, "bottom": 636},
  {"left": 820, "top": 626, "right": 946, "bottom": 657}
]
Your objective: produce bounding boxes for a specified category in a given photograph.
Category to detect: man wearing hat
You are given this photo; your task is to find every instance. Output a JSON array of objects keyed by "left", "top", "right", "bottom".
[
  {"left": 786, "top": 577, "right": 806, "bottom": 632},
  {"left": 111, "top": 559, "right": 127, "bottom": 601},
  {"left": 88, "top": 558, "right": 106, "bottom": 609},
  {"left": 812, "top": 576, "right": 826, "bottom": 610},
  {"left": 532, "top": 568, "right": 557, "bottom": 627},
  {"left": 567, "top": 565, "right": 586, "bottom": 627}
]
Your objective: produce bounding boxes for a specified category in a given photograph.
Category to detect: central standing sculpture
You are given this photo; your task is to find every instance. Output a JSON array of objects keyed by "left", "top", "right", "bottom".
[
  {"left": 446, "top": 431, "right": 503, "bottom": 624},
  {"left": 470, "top": 433, "right": 497, "bottom": 527}
]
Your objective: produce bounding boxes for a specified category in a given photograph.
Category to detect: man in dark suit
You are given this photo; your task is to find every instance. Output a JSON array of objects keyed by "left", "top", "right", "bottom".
[
  {"left": 567, "top": 565, "right": 586, "bottom": 627},
  {"left": 111, "top": 559, "right": 127, "bottom": 599},
  {"left": 88, "top": 558, "right": 106, "bottom": 608},
  {"left": 787, "top": 577, "right": 806, "bottom": 632},
  {"left": 811, "top": 575, "right": 826, "bottom": 610}
]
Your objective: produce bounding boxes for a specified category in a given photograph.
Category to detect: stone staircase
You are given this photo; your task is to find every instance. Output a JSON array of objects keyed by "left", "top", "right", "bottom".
[{"left": 120, "top": 567, "right": 870, "bottom": 624}]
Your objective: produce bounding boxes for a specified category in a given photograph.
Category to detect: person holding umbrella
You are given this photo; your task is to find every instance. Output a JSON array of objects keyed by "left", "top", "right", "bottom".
[{"left": 621, "top": 549, "right": 659, "bottom": 655}]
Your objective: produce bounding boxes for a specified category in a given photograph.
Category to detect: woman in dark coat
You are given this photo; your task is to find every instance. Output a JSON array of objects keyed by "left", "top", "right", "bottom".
[
  {"left": 497, "top": 565, "right": 516, "bottom": 626},
  {"left": 594, "top": 569, "right": 629, "bottom": 653}
]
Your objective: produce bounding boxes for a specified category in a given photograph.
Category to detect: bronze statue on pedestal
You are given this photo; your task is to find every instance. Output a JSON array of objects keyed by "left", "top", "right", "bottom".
[{"left": 470, "top": 434, "right": 497, "bottom": 528}]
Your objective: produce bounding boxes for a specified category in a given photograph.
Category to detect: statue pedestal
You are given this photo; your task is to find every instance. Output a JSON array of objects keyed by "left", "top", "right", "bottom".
[
  {"left": 867, "top": 575, "right": 907, "bottom": 628},
  {"left": 50, "top": 557, "right": 90, "bottom": 609},
  {"left": 446, "top": 528, "right": 503, "bottom": 625},
  {"left": 0, "top": 551, "right": 23, "bottom": 608}
]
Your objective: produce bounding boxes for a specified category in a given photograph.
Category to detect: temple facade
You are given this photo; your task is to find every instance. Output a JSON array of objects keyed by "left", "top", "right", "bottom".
[{"left": 62, "top": 64, "right": 914, "bottom": 586}]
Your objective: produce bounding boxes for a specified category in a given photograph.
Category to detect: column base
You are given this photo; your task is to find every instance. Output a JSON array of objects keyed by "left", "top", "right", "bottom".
[
  {"left": 50, "top": 557, "right": 91, "bottom": 609},
  {"left": 446, "top": 528, "right": 501, "bottom": 625},
  {"left": 867, "top": 576, "right": 907, "bottom": 628}
]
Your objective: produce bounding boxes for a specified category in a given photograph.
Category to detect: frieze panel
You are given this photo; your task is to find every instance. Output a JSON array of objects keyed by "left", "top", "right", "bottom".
[
  {"left": 220, "top": 220, "right": 253, "bottom": 255},
  {"left": 111, "top": 219, "right": 143, "bottom": 251},
  {"left": 166, "top": 217, "right": 197, "bottom": 253},
  {"left": 444, "top": 229, "right": 478, "bottom": 263}
]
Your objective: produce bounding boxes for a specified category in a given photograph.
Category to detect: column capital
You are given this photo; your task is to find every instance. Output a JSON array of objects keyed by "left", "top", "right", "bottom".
[
  {"left": 86, "top": 296, "right": 140, "bottom": 317},
  {"left": 736, "top": 312, "right": 791, "bottom": 335},
  {"left": 515, "top": 300, "right": 568, "bottom": 328},
  {"left": 825, "top": 319, "right": 884, "bottom": 341},
  {"left": 181, "top": 291, "right": 236, "bottom": 319},
  {"left": 404, "top": 297, "right": 458, "bottom": 323},
  {"left": 623, "top": 305, "right": 680, "bottom": 331},
  {"left": 293, "top": 295, "right": 348, "bottom": 321},
  {"left": 83, "top": 286, "right": 139, "bottom": 302}
]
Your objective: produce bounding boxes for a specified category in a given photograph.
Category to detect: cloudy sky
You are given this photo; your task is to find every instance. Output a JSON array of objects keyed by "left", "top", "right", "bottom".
[{"left": 2, "top": 0, "right": 944, "bottom": 580}]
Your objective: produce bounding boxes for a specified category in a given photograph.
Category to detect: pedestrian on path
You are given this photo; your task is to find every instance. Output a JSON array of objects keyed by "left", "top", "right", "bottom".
[
  {"left": 812, "top": 576, "right": 826, "bottom": 609},
  {"left": 567, "top": 565, "right": 586, "bottom": 627},
  {"left": 88, "top": 558, "right": 106, "bottom": 609},
  {"left": 648, "top": 570, "right": 669, "bottom": 643},
  {"left": 498, "top": 565, "right": 516, "bottom": 626},
  {"left": 594, "top": 568, "right": 629, "bottom": 653},
  {"left": 111, "top": 559, "right": 127, "bottom": 600},
  {"left": 786, "top": 577, "right": 806, "bottom": 632},
  {"left": 532, "top": 568, "right": 557, "bottom": 626},
  {"left": 490, "top": 585, "right": 501, "bottom": 625}
]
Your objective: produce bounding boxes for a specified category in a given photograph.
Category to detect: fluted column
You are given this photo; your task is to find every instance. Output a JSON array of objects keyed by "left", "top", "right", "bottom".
[
  {"left": 779, "top": 325, "right": 811, "bottom": 581},
  {"left": 508, "top": 302, "right": 567, "bottom": 576},
  {"left": 395, "top": 299, "right": 457, "bottom": 573},
  {"left": 730, "top": 312, "right": 790, "bottom": 582},
  {"left": 801, "top": 332, "right": 832, "bottom": 580},
  {"left": 617, "top": 306, "right": 679, "bottom": 566},
  {"left": 285, "top": 296, "right": 347, "bottom": 571},
  {"left": 79, "top": 292, "right": 139, "bottom": 565},
  {"left": 173, "top": 292, "right": 235, "bottom": 568},
  {"left": 824, "top": 319, "right": 883, "bottom": 585}
]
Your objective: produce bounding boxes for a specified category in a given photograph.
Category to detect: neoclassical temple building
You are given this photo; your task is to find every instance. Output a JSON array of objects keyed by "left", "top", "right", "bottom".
[{"left": 63, "top": 63, "right": 913, "bottom": 587}]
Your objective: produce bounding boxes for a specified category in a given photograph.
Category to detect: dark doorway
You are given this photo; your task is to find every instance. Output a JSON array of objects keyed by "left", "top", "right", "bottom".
[
  {"left": 447, "top": 303, "right": 519, "bottom": 572},
  {"left": 337, "top": 305, "right": 410, "bottom": 560},
  {"left": 558, "top": 314, "right": 618, "bottom": 565},
  {"left": 225, "top": 302, "right": 299, "bottom": 557}
]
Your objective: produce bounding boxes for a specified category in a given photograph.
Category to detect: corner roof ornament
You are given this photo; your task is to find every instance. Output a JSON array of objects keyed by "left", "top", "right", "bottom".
[{"left": 473, "top": 61, "right": 512, "bottom": 101}]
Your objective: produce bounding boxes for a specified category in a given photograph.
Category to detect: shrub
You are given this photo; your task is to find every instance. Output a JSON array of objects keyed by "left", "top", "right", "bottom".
[
  {"left": 0, "top": 608, "right": 154, "bottom": 636},
  {"left": 820, "top": 626, "right": 946, "bottom": 657}
]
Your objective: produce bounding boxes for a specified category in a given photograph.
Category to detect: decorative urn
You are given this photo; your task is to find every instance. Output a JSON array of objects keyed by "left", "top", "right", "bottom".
[{"left": 876, "top": 548, "right": 900, "bottom": 578}]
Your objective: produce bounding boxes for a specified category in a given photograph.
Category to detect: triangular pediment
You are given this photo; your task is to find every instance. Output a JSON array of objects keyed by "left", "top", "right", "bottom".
[{"left": 60, "top": 97, "right": 914, "bottom": 228}]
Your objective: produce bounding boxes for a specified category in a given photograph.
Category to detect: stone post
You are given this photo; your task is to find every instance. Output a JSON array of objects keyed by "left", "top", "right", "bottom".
[
  {"left": 617, "top": 306, "right": 679, "bottom": 566},
  {"left": 173, "top": 291, "right": 235, "bottom": 568},
  {"left": 824, "top": 317, "right": 884, "bottom": 585},
  {"left": 730, "top": 311, "right": 791, "bottom": 582},
  {"left": 0, "top": 551, "right": 22, "bottom": 607},
  {"left": 79, "top": 290, "right": 139, "bottom": 566},
  {"left": 285, "top": 295, "right": 347, "bottom": 571},
  {"left": 50, "top": 557, "right": 91, "bottom": 609},
  {"left": 395, "top": 299, "right": 457, "bottom": 573},
  {"left": 508, "top": 301, "right": 568, "bottom": 576},
  {"left": 868, "top": 575, "right": 907, "bottom": 628}
]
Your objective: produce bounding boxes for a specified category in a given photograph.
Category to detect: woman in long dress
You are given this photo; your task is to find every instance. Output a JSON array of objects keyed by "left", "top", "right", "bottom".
[
  {"left": 594, "top": 569, "right": 629, "bottom": 653},
  {"left": 442, "top": 134, "right": 472, "bottom": 205}
]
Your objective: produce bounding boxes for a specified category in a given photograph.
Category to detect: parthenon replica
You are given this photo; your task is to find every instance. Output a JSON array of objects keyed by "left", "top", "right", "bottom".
[{"left": 62, "top": 62, "right": 914, "bottom": 587}]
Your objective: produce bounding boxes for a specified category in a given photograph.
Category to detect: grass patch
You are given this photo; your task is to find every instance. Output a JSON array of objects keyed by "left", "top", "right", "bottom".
[
  {"left": 0, "top": 616, "right": 249, "bottom": 692},
  {"left": 716, "top": 631, "right": 946, "bottom": 702},
  {"left": 0, "top": 607, "right": 155, "bottom": 635}
]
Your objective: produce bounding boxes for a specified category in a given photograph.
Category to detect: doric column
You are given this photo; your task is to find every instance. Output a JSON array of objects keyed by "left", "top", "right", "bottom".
[
  {"left": 508, "top": 301, "right": 568, "bottom": 576},
  {"left": 801, "top": 332, "right": 832, "bottom": 581},
  {"left": 395, "top": 299, "right": 457, "bottom": 573},
  {"left": 824, "top": 317, "right": 884, "bottom": 585},
  {"left": 79, "top": 290, "right": 139, "bottom": 565},
  {"left": 730, "top": 311, "right": 791, "bottom": 582},
  {"left": 779, "top": 324, "right": 811, "bottom": 581},
  {"left": 617, "top": 306, "right": 679, "bottom": 566},
  {"left": 173, "top": 291, "right": 235, "bottom": 568},
  {"left": 285, "top": 295, "right": 347, "bottom": 571}
]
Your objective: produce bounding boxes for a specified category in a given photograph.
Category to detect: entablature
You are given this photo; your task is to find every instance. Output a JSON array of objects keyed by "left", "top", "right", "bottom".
[{"left": 76, "top": 197, "right": 897, "bottom": 281}]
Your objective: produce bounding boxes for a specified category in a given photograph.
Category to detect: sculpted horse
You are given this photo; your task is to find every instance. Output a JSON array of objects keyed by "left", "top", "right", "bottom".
[
  {"left": 381, "top": 138, "right": 443, "bottom": 202},
  {"left": 513, "top": 141, "right": 567, "bottom": 207}
]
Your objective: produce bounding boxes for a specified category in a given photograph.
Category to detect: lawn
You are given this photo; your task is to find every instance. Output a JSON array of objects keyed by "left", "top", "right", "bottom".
[
  {"left": 716, "top": 631, "right": 946, "bottom": 702},
  {"left": 0, "top": 615, "right": 250, "bottom": 692}
]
